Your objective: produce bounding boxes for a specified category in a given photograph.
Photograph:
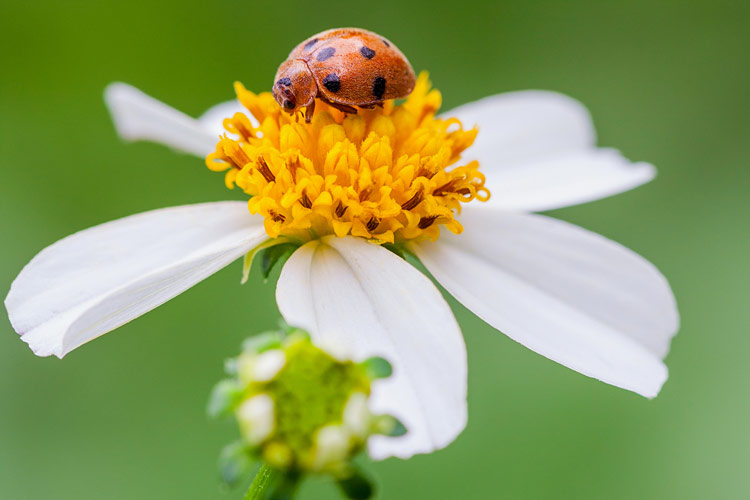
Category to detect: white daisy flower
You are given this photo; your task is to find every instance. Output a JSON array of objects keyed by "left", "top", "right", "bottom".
[{"left": 4, "top": 73, "right": 678, "bottom": 461}]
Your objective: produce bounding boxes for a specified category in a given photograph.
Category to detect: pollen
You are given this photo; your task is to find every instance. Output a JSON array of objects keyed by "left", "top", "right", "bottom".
[{"left": 206, "top": 73, "right": 489, "bottom": 244}]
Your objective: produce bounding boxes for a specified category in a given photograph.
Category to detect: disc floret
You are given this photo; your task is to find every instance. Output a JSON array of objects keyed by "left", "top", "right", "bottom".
[{"left": 206, "top": 73, "right": 489, "bottom": 244}]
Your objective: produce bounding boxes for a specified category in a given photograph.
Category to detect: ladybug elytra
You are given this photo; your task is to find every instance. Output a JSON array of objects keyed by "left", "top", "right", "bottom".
[{"left": 273, "top": 28, "right": 416, "bottom": 122}]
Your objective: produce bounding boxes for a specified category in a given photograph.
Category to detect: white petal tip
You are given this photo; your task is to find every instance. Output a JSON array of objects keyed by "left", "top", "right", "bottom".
[
  {"left": 626, "top": 158, "right": 657, "bottom": 185},
  {"left": 16, "top": 327, "right": 64, "bottom": 359},
  {"left": 415, "top": 211, "right": 677, "bottom": 399},
  {"left": 6, "top": 202, "right": 266, "bottom": 359},
  {"left": 103, "top": 82, "right": 147, "bottom": 142},
  {"left": 102, "top": 82, "right": 218, "bottom": 157}
]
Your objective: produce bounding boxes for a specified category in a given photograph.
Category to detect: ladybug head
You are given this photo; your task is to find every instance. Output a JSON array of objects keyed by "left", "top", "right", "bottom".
[{"left": 273, "top": 59, "right": 316, "bottom": 115}]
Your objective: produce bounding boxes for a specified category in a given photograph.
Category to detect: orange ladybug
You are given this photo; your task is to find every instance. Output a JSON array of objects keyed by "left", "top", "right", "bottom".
[{"left": 273, "top": 28, "right": 416, "bottom": 122}]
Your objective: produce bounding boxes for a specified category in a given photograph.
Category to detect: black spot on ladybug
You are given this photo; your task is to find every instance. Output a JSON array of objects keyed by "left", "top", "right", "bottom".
[
  {"left": 323, "top": 73, "right": 341, "bottom": 93},
  {"left": 372, "top": 76, "right": 386, "bottom": 99},
  {"left": 303, "top": 38, "right": 319, "bottom": 51},
  {"left": 283, "top": 100, "right": 295, "bottom": 110},
  {"left": 382, "top": 38, "right": 390, "bottom": 47},
  {"left": 316, "top": 47, "right": 336, "bottom": 62},
  {"left": 360, "top": 46, "right": 376, "bottom": 59},
  {"left": 277, "top": 77, "right": 292, "bottom": 87}
]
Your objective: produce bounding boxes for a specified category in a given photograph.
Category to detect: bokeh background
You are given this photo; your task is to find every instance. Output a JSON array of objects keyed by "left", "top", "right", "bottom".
[{"left": 1, "top": 1, "right": 748, "bottom": 498}]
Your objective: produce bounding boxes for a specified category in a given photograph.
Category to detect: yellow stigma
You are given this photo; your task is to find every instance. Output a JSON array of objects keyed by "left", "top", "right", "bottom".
[{"left": 206, "top": 73, "right": 489, "bottom": 244}]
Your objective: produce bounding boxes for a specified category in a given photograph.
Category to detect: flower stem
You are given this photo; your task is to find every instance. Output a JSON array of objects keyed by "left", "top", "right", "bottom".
[{"left": 244, "top": 463, "right": 278, "bottom": 500}]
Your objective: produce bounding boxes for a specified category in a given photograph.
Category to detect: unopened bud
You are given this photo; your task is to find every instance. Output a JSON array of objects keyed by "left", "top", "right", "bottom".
[{"left": 209, "top": 327, "right": 405, "bottom": 481}]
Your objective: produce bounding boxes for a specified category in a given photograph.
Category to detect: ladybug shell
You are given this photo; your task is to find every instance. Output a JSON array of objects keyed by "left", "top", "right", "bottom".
[{"left": 289, "top": 28, "right": 416, "bottom": 107}]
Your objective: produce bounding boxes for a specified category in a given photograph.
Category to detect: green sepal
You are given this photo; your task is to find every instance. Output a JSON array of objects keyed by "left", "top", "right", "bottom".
[
  {"left": 374, "top": 415, "right": 407, "bottom": 437},
  {"left": 284, "top": 328, "right": 310, "bottom": 342},
  {"left": 336, "top": 467, "right": 374, "bottom": 500},
  {"left": 277, "top": 321, "right": 311, "bottom": 342},
  {"left": 217, "top": 441, "right": 253, "bottom": 487},
  {"left": 242, "top": 238, "right": 301, "bottom": 284},
  {"left": 224, "top": 357, "right": 239, "bottom": 376},
  {"left": 207, "top": 379, "right": 245, "bottom": 418},
  {"left": 241, "top": 331, "right": 284, "bottom": 354},
  {"left": 382, "top": 242, "right": 407, "bottom": 260},
  {"left": 361, "top": 356, "right": 393, "bottom": 379},
  {"left": 259, "top": 242, "right": 300, "bottom": 281},
  {"left": 277, "top": 318, "right": 292, "bottom": 332},
  {"left": 242, "top": 240, "right": 279, "bottom": 284}
]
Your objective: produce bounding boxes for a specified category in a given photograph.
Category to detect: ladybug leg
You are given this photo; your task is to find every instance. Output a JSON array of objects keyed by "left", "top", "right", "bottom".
[
  {"left": 356, "top": 101, "right": 384, "bottom": 110},
  {"left": 328, "top": 101, "right": 358, "bottom": 114},
  {"left": 305, "top": 99, "right": 316, "bottom": 123},
  {"left": 319, "top": 95, "right": 358, "bottom": 115}
]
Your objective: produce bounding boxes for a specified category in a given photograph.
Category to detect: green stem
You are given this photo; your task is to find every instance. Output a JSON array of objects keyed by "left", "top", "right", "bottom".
[{"left": 243, "top": 464, "right": 278, "bottom": 500}]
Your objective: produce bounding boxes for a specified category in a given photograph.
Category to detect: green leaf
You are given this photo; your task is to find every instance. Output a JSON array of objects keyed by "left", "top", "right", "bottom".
[
  {"left": 336, "top": 467, "right": 374, "bottom": 499},
  {"left": 218, "top": 441, "right": 253, "bottom": 487},
  {"left": 207, "top": 379, "right": 244, "bottom": 418},
  {"left": 260, "top": 242, "right": 300, "bottom": 280}
]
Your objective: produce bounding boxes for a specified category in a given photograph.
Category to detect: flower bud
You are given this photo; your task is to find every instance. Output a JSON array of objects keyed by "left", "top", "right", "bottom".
[{"left": 209, "top": 327, "right": 405, "bottom": 483}]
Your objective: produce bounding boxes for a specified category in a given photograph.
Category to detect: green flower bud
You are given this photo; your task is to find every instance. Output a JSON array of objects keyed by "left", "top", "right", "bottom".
[{"left": 209, "top": 328, "right": 404, "bottom": 481}]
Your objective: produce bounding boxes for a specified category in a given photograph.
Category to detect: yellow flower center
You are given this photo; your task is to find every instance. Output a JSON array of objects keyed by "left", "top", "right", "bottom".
[{"left": 206, "top": 73, "right": 489, "bottom": 244}]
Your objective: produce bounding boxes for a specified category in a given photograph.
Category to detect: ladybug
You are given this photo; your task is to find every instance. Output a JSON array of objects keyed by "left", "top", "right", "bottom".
[{"left": 273, "top": 28, "right": 416, "bottom": 122}]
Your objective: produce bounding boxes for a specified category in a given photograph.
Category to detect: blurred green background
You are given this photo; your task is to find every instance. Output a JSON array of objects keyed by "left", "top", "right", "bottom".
[{"left": 1, "top": 1, "right": 748, "bottom": 498}]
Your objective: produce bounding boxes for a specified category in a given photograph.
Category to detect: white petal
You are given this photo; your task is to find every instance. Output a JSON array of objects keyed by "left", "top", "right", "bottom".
[
  {"left": 445, "top": 91, "right": 654, "bottom": 211},
  {"left": 482, "top": 149, "right": 655, "bottom": 212},
  {"left": 104, "top": 82, "right": 220, "bottom": 157},
  {"left": 444, "top": 90, "right": 595, "bottom": 167},
  {"left": 198, "top": 99, "right": 249, "bottom": 137},
  {"left": 276, "top": 236, "right": 467, "bottom": 459},
  {"left": 5, "top": 202, "right": 267, "bottom": 358},
  {"left": 412, "top": 209, "right": 679, "bottom": 398}
]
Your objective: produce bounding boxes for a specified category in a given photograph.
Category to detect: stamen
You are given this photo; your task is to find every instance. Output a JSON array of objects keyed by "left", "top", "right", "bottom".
[
  {"left": 418, "top": 216, "right": 438, "bottom": 229},
  {"left": 235, "top": 121, "right": 254, "bottom": 141},
  {"left": 416, "top": 166, "right": 437, "bottom": 179},
  {"left": 226, "top": 142, "right": 251, "bottom": 168},
  {"left": 335, "top": 202, "right": 347, "bottom": 218},
  {"left": 300, "top": 191, "right": 312, "bottom": 209},
  {"left": 288, "top": 157, "right": 300, "bottom": 183},
  {"left": 366, "top": 217, "right": 380, "bottom": 232},
  {"left": 224, "top": 112, "right": 255, "bottom": 141},
  {"left": 401, "top": 188, "right": 424, "bottom": 211},
  {"left": 432, "top": 180, "right": 456, "bottom": 197},
  {"left": 257, "top": 155, "right": 276, "bottom": 183}
]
